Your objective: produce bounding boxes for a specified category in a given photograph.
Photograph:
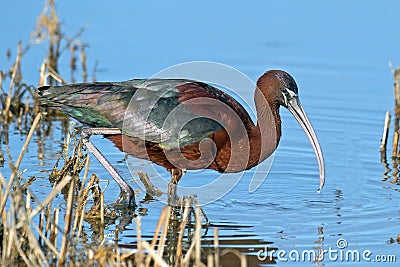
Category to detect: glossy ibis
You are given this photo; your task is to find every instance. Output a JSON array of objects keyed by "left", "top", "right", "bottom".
[{"left": 38, "top": 70, "right": 325, "bottom": 207}]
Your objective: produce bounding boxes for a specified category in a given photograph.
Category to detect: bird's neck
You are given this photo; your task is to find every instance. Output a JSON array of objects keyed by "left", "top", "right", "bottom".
[{"left": 249, "top": 89, "right": 281, "bottom": 166}]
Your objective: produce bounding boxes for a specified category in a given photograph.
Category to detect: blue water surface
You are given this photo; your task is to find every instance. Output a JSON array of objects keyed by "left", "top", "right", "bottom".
[{"left": 1, "top": 0, "right": 400, "bottom": 266}]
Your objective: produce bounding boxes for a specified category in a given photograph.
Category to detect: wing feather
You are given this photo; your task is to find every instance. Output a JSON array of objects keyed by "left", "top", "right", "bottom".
[{"left": 38, "top": 79, "right": 252, "bottom": 149}]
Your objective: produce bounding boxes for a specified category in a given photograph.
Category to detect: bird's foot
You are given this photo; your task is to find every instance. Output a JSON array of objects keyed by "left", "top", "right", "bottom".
[
  {"left": 138, "top": 171, "right": 163, "bottom": 198},
  {"left": 115, "top": 187, "right": 137, "bottom": 209}
]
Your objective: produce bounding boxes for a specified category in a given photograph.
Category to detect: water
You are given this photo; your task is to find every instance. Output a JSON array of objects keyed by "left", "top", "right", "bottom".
[{"left": 1, "top": 0, "right": 400, "bottom": 266}]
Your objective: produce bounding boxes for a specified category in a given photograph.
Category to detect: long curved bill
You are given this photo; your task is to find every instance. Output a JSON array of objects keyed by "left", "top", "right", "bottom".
[{"left": 287, "top": 96, "right": 325, "bottom": 191}]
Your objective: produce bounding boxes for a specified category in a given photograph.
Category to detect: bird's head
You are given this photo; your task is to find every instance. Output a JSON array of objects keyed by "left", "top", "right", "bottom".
[{"left": 257, "top": 70, "right": 325, "bottom": 191}]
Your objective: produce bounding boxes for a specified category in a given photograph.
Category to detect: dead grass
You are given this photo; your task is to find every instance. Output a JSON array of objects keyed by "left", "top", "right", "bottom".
[
  {"left": 380, "top": 63, "right": 400, "bottom": 186},
  {"left": 0, "top": 0, "right": 249, "bottom": 266},
  {"left": 379, "top": 63, "right": 400, "bottom": 251},
  {"left": 0, "top": 0, "right": 90, "bottom": 125},
  {"left": 0, "top": 119, "right": 238, "bottom": 266}
]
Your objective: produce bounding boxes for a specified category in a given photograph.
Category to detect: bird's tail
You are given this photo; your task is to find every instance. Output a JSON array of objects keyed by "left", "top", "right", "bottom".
[
  {"left": 38, "top": 84, "right": 99, "bottom": 108},
  {"left": 38, "top": 85, "right": 63, "bottom": 109}
]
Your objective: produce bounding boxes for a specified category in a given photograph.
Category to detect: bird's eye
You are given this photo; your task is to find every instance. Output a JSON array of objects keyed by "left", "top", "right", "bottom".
[{"left": 282, "top": 88, "right": 288, "bottom": 94}]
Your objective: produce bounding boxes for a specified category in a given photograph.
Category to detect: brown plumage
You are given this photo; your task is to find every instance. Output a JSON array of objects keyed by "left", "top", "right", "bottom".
[{"left": 38, "top": 70, "right": 325, "bottom": 207}]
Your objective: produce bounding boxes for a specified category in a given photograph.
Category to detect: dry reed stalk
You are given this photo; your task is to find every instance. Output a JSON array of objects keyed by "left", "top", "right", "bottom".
[
  {"left": 0, "top": 70, "right": 4, "bottom": 94},
  {"left": 3, "top": 42, "right": 22, "bottom": 119},
  {"left": 73, "top": 172, "right": 95, "bottom": 236},
  {"left": 4, "top": 185, "right": 51, "bottom": 266},
  {"left": 29, "top": 175, "right": 73, "bottom": 220},
  {"left": 99, "top": 191, "right": 105, "bottom": 243},
  {"left": 5, "top": 215, "right": 14, "bottom": 260},
  {"left": 39, "top": 60, "right": 47, "bottom": 87},
  {"left": 9, "top": 230, "right": 31, "bottom": 266},
  {"left": 183, "top": 206, "right": 202, "bottom": 264},
  {"left": 92, "top": 61, "right": 98, "bottom": 82},
  {"left": 0, "top": 148, "right": 4, "bottom": 167},
  {"left": 28, "top": 0, "right": 91, "bottom": 89},
  {"left": 194, "top": 207, "right": 203, "bottom": 266},
  {"left": 144, "top": 206, "right": 168, "bottom": 267},
  {"left": 63, "top": 127, "right": 72, "bottom": 165},
  {"left": 188, "top": 196, "right": 209, "bottom": 225},
  {"left": 75, "top": 202, "right": 86, "bottom": 244},
  {"left": 13, "top": 111, "right": 41, "bottom": 169},
  {"left": 79, "top": 153, "right": 91, "bottom": 196},
  {"left": 392, "top": 129, "right": 399, "bottom": 158},
  {"left": 136, "top": 216, "right": 143, "bottom": 267},
  {"left": 0, "top": 172, "right": 7, "bottom": 262},
  {"left": 46, "top": 64, "right": 66, "bottom": 84},
  {"left": 38, "top": 209, "right": 45, "bottom": 245},
  {"left": 0, "top": 172, "right": 5, "bottom": 231},
  {"left": 26, "top": 191, "right": 31, "bottom": 210},
  {"left": 393, "top": 66, "right": 400, "bottom": 113},
  {"left": 51, "top": 208, "right": 60, "bottom": 249},
  {"left": 0, "top": 113, "right": 41, "bottom": 213},
  {"left": 80, "top": 47, "right": 88, "bottom": 82},
  {"left": 394, "top": 68, "right": 400, "bottom": 158},
  {"left": 207, "top": 254, "right": 213, "bottom": 267},
  {"left": 120, "top": 249, "right": 135, "bottom": 264},
  {"left": 58, "top": 176, "right": 75, "bottom": 266},
  {"left": 70, "top": 44, "right": 77, "bottom": 83},
  {"left": 44, "top": 191, "right": 53, "bottom": 238},
  {"left": 38, "top": 0, "right": 61, "bottom": 75},
  {"left": 31, "top": 218, "right": 60, "bottom": 259},
  {"left": 155, "top": 206, "right": 171, "bottom": 267},
  {"left": 175, "top": 200, "right": 191, "bottom": 260},
  {"left": 141, "top": 241, "right": 169, "bottom": 267},
  {"left": 17, "top": 107, "right": 23, "bottom": 126},
  {"left": 380, "top": 111, "right": 391, "bottom": 152},
  {"left": 24, "top": 96, "right": 30, "bottom": 115},
  {"left": 213, "top": 228, "right": 219, "bottom": 267},
  {"left": 0, "top": 0, "right": 117, "bottom": 264},
  {"left": 100, "top": 192, "right": 105, "bottom": 227},
  {"left": 391, "top": 174, "right": 398, "bottom": 184},
  {"left": 138, "top": 172, "right": 162, "bottom": 197}
]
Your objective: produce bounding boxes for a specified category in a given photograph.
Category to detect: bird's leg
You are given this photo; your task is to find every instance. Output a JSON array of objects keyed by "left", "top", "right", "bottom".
[
  {"left": 138, "top": 171, "right": 163, "bottom": 200},
  {"left": 167, "top": 170, "right": 210, "bottom": 225},
  {"left": 81, "top": 127, "right": 136, "bottom": 208},
  {"left": 167, "top": 168, "right": 184, "bottom": 206}
]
